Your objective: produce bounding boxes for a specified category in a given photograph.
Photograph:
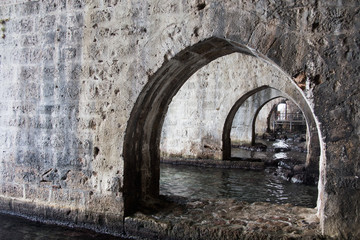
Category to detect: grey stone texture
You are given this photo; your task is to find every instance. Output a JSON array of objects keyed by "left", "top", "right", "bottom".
[
  {"left": 125, "top": 197, "right": 322, "bottom": 240},
  {"left": 0, "top": 0, "right": 359, "bottom": 239}
]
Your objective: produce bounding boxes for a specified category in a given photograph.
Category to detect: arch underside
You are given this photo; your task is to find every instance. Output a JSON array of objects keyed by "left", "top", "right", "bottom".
[{"left": 123, "top": 37, "right": 321, "bottom": 215}]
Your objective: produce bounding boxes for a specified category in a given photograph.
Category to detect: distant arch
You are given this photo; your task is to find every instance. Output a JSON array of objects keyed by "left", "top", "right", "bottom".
[{"left": 223, "top": 86, "right": 320, "bottom": 183}]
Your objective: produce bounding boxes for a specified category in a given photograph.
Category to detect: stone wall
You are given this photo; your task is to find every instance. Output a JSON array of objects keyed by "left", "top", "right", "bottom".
[
  {"left": 0, "top": 0, "right": 124, "bottom": 233},
  {"left": 0, "top": 0, "right": 359, "bottom": 238}
]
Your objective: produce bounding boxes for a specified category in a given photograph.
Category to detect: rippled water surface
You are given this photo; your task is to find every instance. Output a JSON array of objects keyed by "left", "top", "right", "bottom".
[{"left": 160, "top": 163, "right": 318, "bottom": 208}]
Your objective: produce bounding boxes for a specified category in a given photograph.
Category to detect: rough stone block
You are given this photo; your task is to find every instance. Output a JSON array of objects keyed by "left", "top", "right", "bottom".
[
  {"left": 51, "top": 188, "right": 69, "bottom": 203},
  {"left": 4, "top": 184, "right": 23, "bottom": 198},
  {"left": 16, "top": 19, "right": 34, "bottom": 33},
  {"left": 66, "top": 27, "right": 82, "bottom": 42},
  {"left": 90, "top": 10, "right": 112, "bottom": 24},
  {"left": 16, "top": 1, "right": 40, "bottom": 16},
  {"left": 44, "top": 31, "right": 56, "bottom": 45},
  {"left": 0, "top": 5, "right": 11, "bottom": 18},
  {"left": 21, "top": 34, "right": 38, "bottom": 47},
  {"left": 68, "top": 0, "right": 85, "bottom": 10},
  {"left": 18, "top": 82, "right": 40, "bottom": 100},
  {"left": 68, "top": 13, "right": 84, "bottom": 28},
  {"left": 19, "top": 66, "right": 39, "bottom": 82},
  {"left": 25, "top": 185, "right": 50, "bottom": 201},
  {"left": 37, "top": 15, "right": 56, "bottom": 32}
]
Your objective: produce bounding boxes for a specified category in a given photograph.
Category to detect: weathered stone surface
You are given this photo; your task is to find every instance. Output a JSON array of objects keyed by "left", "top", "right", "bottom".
[{"left": 125, "top": 197, "right": 325, "bottom": 240}]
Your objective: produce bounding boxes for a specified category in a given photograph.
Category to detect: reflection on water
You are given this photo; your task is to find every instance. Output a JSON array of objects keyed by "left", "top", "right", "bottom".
[{"left": 160, "top": 163, "right": 317, "bottom": 208}]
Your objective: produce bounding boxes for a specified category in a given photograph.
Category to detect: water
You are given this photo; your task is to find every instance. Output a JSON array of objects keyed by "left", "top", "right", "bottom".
[
  {"left": 160, "top": 164, "right": 317, "bottom": 208},
  {"left": 0, "top": 212, "right": 127, "bottom": 240},
  {"left": 231, "top": 139, "right": 307, "bottom": 162},
  {"left": 160, "top": 139, "right": 317, "bottom": 208}
]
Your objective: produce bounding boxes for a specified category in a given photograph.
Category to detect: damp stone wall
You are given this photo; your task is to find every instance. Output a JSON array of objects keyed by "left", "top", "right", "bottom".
[{"left": 0, "top": 0, "right": 359, "bottom": 239}]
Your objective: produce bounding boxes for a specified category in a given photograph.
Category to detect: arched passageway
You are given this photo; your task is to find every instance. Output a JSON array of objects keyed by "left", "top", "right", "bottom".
[
  {"left": 222, "top": 87, "right": 320, "bottom": 178},
  {"left": 123, "top": 37, "right": 323, "bottom": 217},
  {"left": 229, "top": 88, "right": 284, "bottom": 146},
  {"left": 262, "top": 99, "right": 307, "bottom": 134},
  {"left": 263, "top": 99, "right": 289, "bottom": 134}
]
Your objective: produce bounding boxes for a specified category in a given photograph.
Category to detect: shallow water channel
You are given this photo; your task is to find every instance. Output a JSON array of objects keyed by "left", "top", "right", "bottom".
[{"left": 160, "top": 138, "right": 318, "bottom": 208}]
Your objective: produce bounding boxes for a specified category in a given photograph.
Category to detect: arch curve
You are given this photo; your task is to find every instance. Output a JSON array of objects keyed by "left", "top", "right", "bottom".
[{"left": 223, "top": 87, "right": 284, "bottom": 158}]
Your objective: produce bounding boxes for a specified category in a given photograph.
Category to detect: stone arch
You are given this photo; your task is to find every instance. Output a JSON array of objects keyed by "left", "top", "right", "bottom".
[
  {"left": 123, "top": 37, "right": 323, "bottom": 216},
  {"left": 251, "top": 97, "right": 291, "bottom": 141},
  {"left": 250, "top": 96, "right": 309, "bottom": 146},
  {"left": 251, "top": 97, "right": 285, "bottom": 143},
  {"left": 261, "top": 99, "right": 305, "bottom": 134}
]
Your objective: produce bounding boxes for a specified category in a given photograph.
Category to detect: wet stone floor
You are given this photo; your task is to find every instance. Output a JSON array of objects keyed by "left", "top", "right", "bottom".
[{"left": 125, "top": 196, "right": 324, "bottom": 240}]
